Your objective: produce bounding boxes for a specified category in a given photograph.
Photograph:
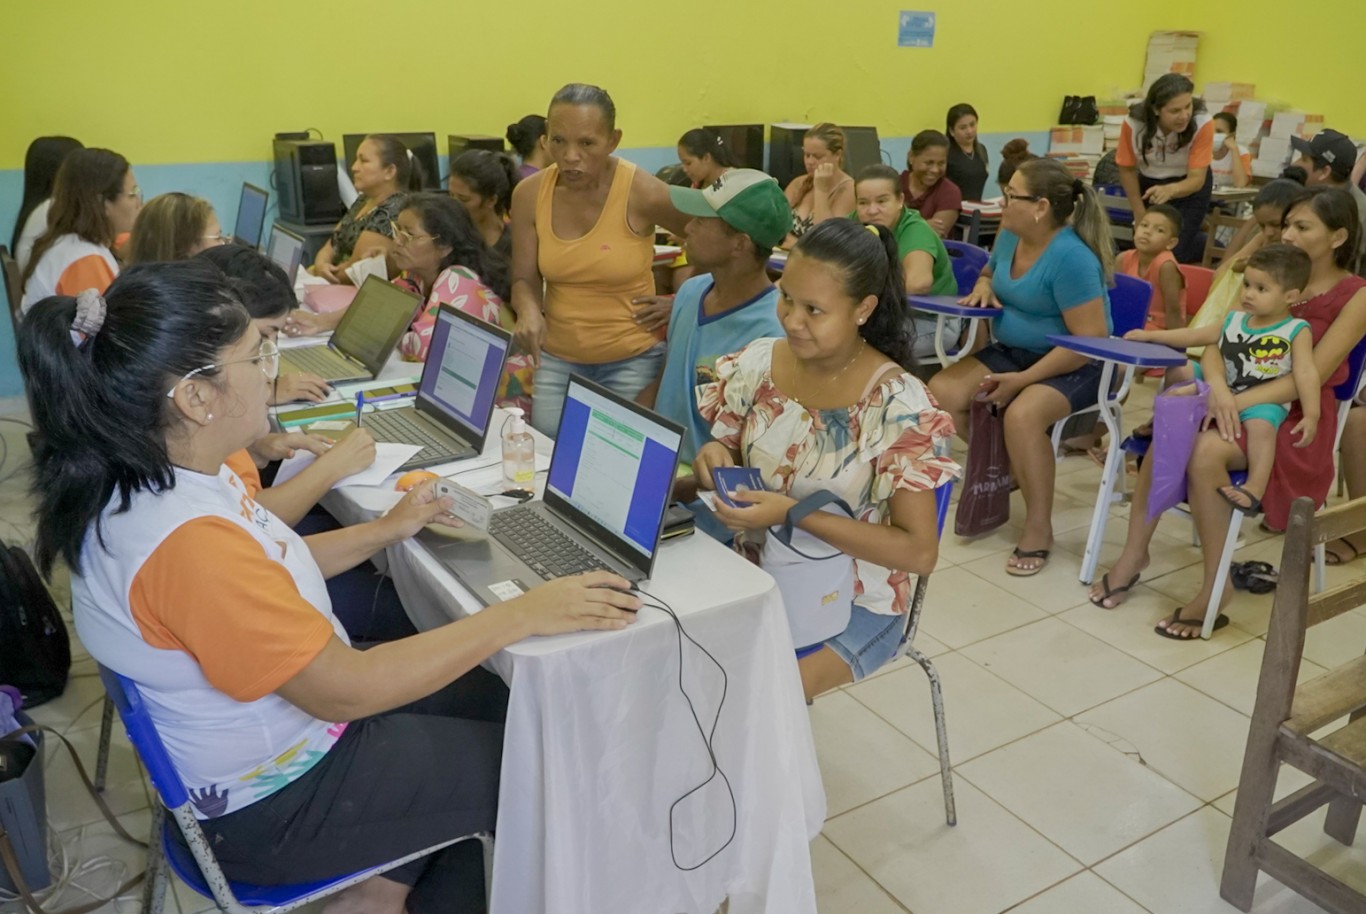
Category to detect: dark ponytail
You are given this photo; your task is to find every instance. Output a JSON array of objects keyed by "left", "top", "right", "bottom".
[
  {"left": 367, "top": 134, "right": 424, "bottom": 193},
  {"left": 18, "top": 261, "right": 252, "bottom": 576},
  {"left": 450, "top": 149, "right": 521, "bottom": 217},
  {"left": 793, "top": 220, "right": 913, "bottom": 367}
]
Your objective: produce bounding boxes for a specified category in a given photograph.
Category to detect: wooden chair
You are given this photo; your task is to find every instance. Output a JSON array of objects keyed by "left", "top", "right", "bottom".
[
  {"left": 1201, "top": 213, "right": 1249, "bottom": 268},
  {"left": 1220, "top": 495, "right": 1366, "bottom": 912}
]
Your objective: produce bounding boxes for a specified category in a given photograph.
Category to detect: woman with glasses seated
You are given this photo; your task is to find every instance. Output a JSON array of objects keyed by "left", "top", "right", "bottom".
[
  {"left": 20, "top": 147, "right": 141, "bottom": 314},
  {"left": 390, "top": 193, "right": 532, "bottom": 412},
  {"left": 20, "top": 260, "right": 641, "bottom": 914},
  {"left": 928, "top": 158, "right": 1114, "bottom": 577},
  {"left": 126, "top": 193, "right": 229, "bottom": 265}
]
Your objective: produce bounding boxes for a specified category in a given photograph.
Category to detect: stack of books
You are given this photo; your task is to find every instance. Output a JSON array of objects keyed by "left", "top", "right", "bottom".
[
  {"left": 1142, "top": 31, "right": 1199, "bottom": 91},
  {"left": 1203, "top": 82, "right": 1256, "bottom": 107},
  {"left": 1048, "top": 126, "right": 1105, "bottom": 156}
]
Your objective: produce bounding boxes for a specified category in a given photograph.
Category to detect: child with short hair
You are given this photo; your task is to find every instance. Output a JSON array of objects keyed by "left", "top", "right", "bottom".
[
  {"left": 1118, "top": 204, "right": 1187, "bottom": 330},
  {"left": 1127, "top": 243, "right": 1320, "bottom": 515}
]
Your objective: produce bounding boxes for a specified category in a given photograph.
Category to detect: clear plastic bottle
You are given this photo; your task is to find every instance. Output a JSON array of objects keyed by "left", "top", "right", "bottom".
[{"left": 501, "top": 407, "right": 535, "bottom": 492}]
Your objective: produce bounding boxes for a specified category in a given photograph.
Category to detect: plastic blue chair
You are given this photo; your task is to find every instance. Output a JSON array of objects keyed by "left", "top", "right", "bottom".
[
  {"left": 97, "top": 666, "right": 492, "bottom": 913},
  {"left": 943, "top": 240, "right": 990, "bottom": 296}
]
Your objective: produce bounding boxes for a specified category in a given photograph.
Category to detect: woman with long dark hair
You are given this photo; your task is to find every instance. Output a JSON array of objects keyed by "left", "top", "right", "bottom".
[
  {"left": 944, "top": 104, "right": 989, "bottom": 201},
  {"left": 11, "top": 135, "right": 83, "bottom": 271},
  {"left": 677, "top": 128, "right": 736, "bottom": 189}
]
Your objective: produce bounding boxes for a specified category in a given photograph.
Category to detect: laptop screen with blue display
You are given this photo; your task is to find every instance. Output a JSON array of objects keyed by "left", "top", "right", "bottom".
[
  {"left": 418, "top": 307, "right": 508, "bottom": 437},
  {"left": 547, "top": 378, "right": 682, "bottom": 558}
]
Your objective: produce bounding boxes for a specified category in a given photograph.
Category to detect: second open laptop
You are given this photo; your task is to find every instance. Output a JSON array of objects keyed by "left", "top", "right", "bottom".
[
  {"left": 264, "top": 223, "right": 305, "bottom": 286},
  {"left": 416, "top": 374, "right": 683, "bottom": 605},
  {"left": 360, "top": 304, "right": 512, "bottom": 470},
  {"left": 232, "top": 183, "right": 269, "bottom": 249},
  {"left": 278, "top": 275, "right": 419, "bottom": 384}
]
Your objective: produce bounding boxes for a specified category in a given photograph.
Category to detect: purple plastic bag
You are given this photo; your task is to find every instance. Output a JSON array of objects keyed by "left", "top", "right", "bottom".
[
  {"left": 1146, "top": 379, "right": 1209, "bottom": 522},
  {"left": 955, "top": 392, "right": 1013, "bottom": 536}
]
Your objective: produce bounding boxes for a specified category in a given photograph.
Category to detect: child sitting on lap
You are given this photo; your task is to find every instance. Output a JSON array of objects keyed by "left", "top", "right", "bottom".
[{"left": 1126, "top": 243, "right": 1319, "bottom": 515}]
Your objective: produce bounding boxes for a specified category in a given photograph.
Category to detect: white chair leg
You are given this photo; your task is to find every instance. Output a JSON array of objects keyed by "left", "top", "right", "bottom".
[
  {"left": 1202, "top": 511, "right": 1244, "bottom": 638},
  {"left": 1315, "top": 542, "right": 1326, "bottom": 593}
]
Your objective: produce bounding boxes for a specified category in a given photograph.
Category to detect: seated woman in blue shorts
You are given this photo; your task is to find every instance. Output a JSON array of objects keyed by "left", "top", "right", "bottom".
[{"left": 928, "top": 157, "right": 1114, "bottom": 576}]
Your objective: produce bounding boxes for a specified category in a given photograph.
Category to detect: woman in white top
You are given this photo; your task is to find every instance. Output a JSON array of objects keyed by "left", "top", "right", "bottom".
[
  {"left": 20, "top": 148, "right": 140, "bottom": 314},
  {"left": 1116, "top": 74, "right": 1216, "bottom": 263},
  {"left": 19, "top": 260, "right": 640, "bottom": 913},
  {"left": 10, "top": 136, "right": 83, "bottom": 273},
  {"left": 1208, "top": 111, "right": 1251, "bottom": 189}
]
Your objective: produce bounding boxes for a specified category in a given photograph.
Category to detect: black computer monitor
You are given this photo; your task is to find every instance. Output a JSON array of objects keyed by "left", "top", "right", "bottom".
[
  {"left": 233, "top": 183, "right": 269, "bottom": 248},
  {"left": 842, "top": 126, "right": 884, "bottom": 175},
  {"left": 342, "top": 133, "right": 442, "bottom": 191}
]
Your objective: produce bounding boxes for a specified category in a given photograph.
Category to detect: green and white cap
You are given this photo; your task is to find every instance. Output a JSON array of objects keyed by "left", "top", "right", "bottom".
[{"left": 669, "top": 169, "right": 793, "bottom": 249}]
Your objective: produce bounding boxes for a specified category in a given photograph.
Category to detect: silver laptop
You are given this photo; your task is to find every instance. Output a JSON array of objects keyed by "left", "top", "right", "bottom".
[
  {"left": 361, "top": 304, "right": 512, "bottom": 470},
  {"left": 417, "top": 375, "right": 684, "bottom": 605},
  {"left": 233, "top": 182, "right": 269, "bottom": 249},
  {"left": 279, "top": 276, "right": 420, "bottom": 384},
  {"left": 264, "top": 223, "right": 305, "bottom": 285}
]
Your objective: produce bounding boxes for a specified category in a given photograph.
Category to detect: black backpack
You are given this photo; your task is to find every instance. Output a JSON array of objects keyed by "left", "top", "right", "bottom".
[{"left": 0, "top": 544, "right": 70, "bottom": 707}]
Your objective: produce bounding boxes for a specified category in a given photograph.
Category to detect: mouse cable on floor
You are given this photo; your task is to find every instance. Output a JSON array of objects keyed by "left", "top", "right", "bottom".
[{"left": 635, "top": 587, "right": 737, "bottom": 871}]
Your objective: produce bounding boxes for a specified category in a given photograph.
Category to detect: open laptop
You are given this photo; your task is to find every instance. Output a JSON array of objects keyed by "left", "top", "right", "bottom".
[
  {"left": 417, "top": 375, "right": 683, "bottom": 605},
  {"left": 360, "top": 304, "right": 511, "bottom": 470},
  {"left": 233, "top": 183, "right": 269, "bottom": 249},
  {"left": 279, "top": 275, "right": 419, "bottom": 384},
  {"left": 264, "top": 223, "right": 305, "bottom": 285}
]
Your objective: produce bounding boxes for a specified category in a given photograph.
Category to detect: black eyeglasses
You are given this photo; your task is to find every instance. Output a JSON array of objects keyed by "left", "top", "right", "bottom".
[{"left": 1002, "top": 190, "right": 1042, "bottom": 206}]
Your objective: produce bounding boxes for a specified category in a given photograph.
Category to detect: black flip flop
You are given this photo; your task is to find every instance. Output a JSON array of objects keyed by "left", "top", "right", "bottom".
[
  {"left": 1218, "top": 484, "right": 1262, "bottom": 516},
  {"left": 1090, "top": 572, "right": 1140, "bottom": 609},
  {"left": 1006, "top": 547, "right": 1050, "bottom": 577},
  {"left": 1154, "top": 607, "right": 1229, "bottom": 640}
]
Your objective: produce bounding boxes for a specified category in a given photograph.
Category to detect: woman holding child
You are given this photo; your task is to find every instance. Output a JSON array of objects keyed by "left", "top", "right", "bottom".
[{"left": 1092, "top": 187, "right": 1366, "bottom": 638}]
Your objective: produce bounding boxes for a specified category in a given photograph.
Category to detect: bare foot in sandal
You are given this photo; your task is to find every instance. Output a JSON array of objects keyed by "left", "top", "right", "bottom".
[
  {"left": 1089, "top": 555, "right": 1149, "bottom": 608},
  {"left": 1324, "top": 534, "right": 1366, "bottom": 566}
]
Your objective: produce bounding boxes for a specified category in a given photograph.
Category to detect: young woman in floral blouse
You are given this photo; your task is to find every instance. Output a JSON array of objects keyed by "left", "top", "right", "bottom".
[{"left": 695, "top": 219, "right": 960, "bottom": 700}]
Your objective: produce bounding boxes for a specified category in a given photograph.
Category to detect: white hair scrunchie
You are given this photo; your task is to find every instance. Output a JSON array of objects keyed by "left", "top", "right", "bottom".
[{"left": 70, "top": 288, "right": 107, "bottom": 346}]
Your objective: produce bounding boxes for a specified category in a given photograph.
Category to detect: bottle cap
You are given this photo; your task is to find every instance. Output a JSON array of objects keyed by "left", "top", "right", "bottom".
[{"left": 506, "top": 406, "right": 526, "bottom": 435}]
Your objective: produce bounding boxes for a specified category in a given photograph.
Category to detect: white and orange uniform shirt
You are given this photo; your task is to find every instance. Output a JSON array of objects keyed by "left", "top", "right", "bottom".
[
  {"left": 1116, "top": 112, "right": 1215, "bottom": 181},
  {"left": 73, "top": 463, "right": 348, "bottom": 819},
  {"left": 20, "top": 233, "right": 119, "bottom": 315}
]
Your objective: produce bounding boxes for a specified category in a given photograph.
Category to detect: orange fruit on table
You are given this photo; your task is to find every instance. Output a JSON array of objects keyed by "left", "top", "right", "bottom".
[{"left": 395, "top": 470, "right": 439, "bottom": 492}]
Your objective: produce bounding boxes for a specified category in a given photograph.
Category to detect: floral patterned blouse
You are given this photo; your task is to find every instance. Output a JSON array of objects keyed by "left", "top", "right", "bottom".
[
  {"left": 393, "top": 266, "right": 534, "bottom": 414},
  {"left": 329, "top": 193, "right": 406, "bottom": 263},
  {"left": 698, "top": 337, "right": 960, "bottom": 616}
]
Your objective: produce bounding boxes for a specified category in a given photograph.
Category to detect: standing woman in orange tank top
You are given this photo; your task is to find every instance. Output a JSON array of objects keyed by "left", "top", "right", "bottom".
[{"left": 509, "top": 83, "right": 690, "bottom": 435}]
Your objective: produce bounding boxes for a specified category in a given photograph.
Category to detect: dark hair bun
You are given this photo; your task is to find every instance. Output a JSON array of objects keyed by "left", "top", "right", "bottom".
[{"left": 1001, "top": 139, "right": 1031, "bottom": 165}]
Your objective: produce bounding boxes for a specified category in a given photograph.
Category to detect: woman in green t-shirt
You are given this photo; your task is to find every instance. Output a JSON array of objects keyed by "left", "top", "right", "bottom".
[{"left": 854, "top": 164, "right": 959, "bottom": 363}]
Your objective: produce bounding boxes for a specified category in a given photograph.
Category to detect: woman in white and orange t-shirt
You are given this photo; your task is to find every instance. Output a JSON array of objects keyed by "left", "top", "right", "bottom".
[
  {"left": 1116, "top": 74, "right": 1215, "bottom": 264},
  {"left": 20, "top": 148, "right": 140, "bottom": 314}
]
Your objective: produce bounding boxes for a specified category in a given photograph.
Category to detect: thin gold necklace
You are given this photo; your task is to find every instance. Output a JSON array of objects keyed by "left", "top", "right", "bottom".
[{"left": 791, "top": 340, "right": 865, "bottom": 401}]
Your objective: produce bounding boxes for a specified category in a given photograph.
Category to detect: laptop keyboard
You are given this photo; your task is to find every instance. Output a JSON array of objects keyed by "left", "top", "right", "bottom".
[
  {"left": 361, "top": 410, "right": 471, "bottom": 463},
  {"left": 282, "top": 345, "right": 362, "bottom": 379},
  {"left": 490, "top": 507, "right": 610, "bottom": 580}
]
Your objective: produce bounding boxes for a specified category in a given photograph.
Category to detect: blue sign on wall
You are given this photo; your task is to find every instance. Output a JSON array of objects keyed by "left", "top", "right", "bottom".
[{"left": 898, "top": 11, "right": 935, "bottom": 48}]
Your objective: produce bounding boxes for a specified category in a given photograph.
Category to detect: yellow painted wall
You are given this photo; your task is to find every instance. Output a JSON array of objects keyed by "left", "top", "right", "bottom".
[{"left": 3, "top": 0, "right": 1175, "bottom": 169}]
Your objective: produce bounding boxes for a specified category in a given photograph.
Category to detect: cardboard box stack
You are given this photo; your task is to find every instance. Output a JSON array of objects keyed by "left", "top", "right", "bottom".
[
  {"left": 1203, "top": 82, "right": 1256, "bottom": 106},
  {"left": 1143, "top": 31, "right": 1199, "bottom": 91},
  {"left": 1253, "top": 109, "right": 1324, "bottom": 177},
  {"left": 1047, "top": 126, "right": 1103, "bottom": 182},
  {"left": 1098, "top": 98, "right": 1131, "bottom": 153}
]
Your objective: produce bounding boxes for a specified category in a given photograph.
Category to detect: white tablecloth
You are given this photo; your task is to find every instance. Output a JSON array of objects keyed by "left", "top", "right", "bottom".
[{"left": 324, "top": 419, "right": 825, "bottom": 914}]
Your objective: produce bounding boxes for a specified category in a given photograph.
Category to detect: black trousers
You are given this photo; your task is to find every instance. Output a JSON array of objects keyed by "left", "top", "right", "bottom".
[{"left": 188, "top": 667, "right": 509, "bottom": 914}]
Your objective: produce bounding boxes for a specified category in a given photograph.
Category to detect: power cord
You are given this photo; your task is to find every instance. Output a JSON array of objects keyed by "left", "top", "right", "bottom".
[{"left": 634, "top": 587, "right": 737, "bottom": 871}]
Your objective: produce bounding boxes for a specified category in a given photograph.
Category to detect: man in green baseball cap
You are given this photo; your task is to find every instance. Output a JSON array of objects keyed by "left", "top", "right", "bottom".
[{"left": 638, "top": 170, "right": 791, "bottom": 478}]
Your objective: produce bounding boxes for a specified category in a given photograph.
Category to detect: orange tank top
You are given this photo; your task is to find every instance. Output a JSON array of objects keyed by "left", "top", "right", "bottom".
[{"left": 536, "top": 159, "right": 657, "bottom": 363}]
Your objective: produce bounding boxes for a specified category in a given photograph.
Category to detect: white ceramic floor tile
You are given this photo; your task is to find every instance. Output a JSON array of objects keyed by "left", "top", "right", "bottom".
[
  {"left": 43, "top": 723, "right": 150, "bottom": 833},
  {"left": 1144, "top": 564, "right": 1278, "bottom": 637},
  {"left": 810, "top": 835, "right": 908, "bottom": 914},
  {"left": 914, "top": 566, "right": 1049, "bottom": 649},
  {"left": 958, "top": 549, "right": 1095, "bottom": 615},
  {"left": 937, "top": 526, "right": 1019, "bottom": 568},
  {"left": 957, "top": 722, "right": 1201, "bottom": 865},
  {"left": 960, "top": 617, "right": 1163, "bottom": 717},
  {"left": 1057, "top": 588, "right": 1256, "bottom": 675},
  {"left": 1004, "top": 871, "right": 1148, "bottom": 914},
  {"left": 824, "top": 778, "right": 1081, "bottom": 914},
  {"left": 1301, "top": 610, "right": 1366, "bottom": 670},
  {"left": 1075, "top": 678, "right": 1251, "bottom": 802},
  {"left": 1053, "top": 519, "right": 1205, "bottom": 588},
  {"left": 1002, "top": 492, "right": 1098, "bottom": 537},
  {"left": 808, "top": 691, "right": 941, "bottom": 817},
  {"left": 845, "top": 653, "right": 1060, "bottom": 763},
  {"left": 39, "top": 809, "right": 155, "bottom": 914},
  {"left": 1176, "top": 640, "right": 1328, "bottom": 717}
]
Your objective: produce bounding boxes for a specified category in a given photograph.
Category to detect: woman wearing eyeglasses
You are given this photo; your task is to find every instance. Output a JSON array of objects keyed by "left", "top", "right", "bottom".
[
  {"left": 928, "top": 157, "right": 1114, "bottom": 577},
  {"left": 20, "top": 147, "right": 140, "bottom": 314},
  {"left": 19, "top": 260, "right": 641, "bottom": 913},
  {"left": 126, "top": 193, "right": 229, "bottom": 264}
]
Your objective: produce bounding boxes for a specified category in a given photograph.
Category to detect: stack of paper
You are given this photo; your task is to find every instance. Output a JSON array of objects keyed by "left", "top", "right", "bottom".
[
  {"left": 1257, "top": 135, "right": 1295, "bottom": 167},
  {"left": 1203, "top": 82, "right": 1255, "bottom": 105},
  {"left": 1046, "top": 154, "right": 1100, "bottom": 182},
  {"left": 1297, "top": 114, "right": 1325, "bottom": 139},
  {"left": 1233, "top": 100, "right": 1269, "bottom": 145},
  {"left": 1049, "top": 126, "right": 1105, "bottom": 156},
  {"left": 1143, "top": 31, "right": 1199, "bottom": 91},
  {"left": 1102, "top": 115, "right": 1125, "bottom": 151}
]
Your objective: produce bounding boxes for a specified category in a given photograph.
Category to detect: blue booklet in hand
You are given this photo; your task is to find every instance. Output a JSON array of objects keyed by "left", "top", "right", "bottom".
[{"left": 712, "top": 467, "right": 766, "bottom": 508}]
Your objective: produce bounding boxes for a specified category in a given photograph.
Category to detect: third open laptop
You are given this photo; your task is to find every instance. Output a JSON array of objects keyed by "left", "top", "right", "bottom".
[
  {"left": 278, "top": 275, "right": 419, "bottom": 384},
  {"left": 232, "top": 183, "right": 269, "bottom": 249},
  {"left": 416, "top": 374, "right": 683, "bottom": 605},
  {"left": 359, "top": 304, "right": 512, "bottom": 470},
  {"left": 264, "top": 223, "right": 305, "bottom": 285}
]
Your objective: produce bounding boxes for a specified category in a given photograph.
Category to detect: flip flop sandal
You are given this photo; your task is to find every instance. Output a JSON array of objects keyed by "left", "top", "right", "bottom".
[
  {"left": 1006, "top": 547, "right": 1051, "bottom": 577},
  {"left": 1231, "top": 560, "right": 1278, "bottom": 594},
  {"left": 1218, "top": 484, "right": 1262, "bottom": 516},
  {"left": 1325, "top": 538, "right": 1363, "bottom": 566},
  {"left": 1090, "top": 572, "right": 1140, "bottom": 609},
  {"left": 1154, "top": 607, "right": 1229, "bottom": 640}
]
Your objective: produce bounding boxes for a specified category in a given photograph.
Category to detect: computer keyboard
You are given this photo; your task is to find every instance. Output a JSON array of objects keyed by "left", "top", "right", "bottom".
[
  {"left": 490, "top": 508, "right": 609, "bottom": 580},
  {"left": 361, "top": 410, "right": 469, "bottom": 463},
  {"left": 283, "top": 346, "right": 359, "bottom": 378}
]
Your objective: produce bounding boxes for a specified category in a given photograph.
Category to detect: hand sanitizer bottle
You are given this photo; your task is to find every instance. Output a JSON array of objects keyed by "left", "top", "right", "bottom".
[{"left": 502, "top": 408, "right": 535, "bottom": 492}]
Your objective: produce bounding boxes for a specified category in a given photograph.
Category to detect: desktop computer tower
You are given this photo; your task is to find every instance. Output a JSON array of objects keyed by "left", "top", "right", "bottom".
[
  {"left": 842, "top": 126, "right": 884, "bottom": 176},
  {"left": 273, "top": 139, "right": 345, "bottom": 225},
  {"left": 704, "top": 124, "right": 764, "bottom": 172},
  {"left": 448, "top": 134, "right": 506, "bottom": 165},
  {"left": 768, "top": 123, "right": 810, "bottom": 188}
]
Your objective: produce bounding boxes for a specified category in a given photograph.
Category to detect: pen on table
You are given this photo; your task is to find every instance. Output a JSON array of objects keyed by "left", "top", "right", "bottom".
[{"left": 354, "top": 391, "right": 364, "bottom": 428}]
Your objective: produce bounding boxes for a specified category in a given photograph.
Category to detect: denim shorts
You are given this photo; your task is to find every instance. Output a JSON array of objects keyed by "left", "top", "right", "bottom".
[
  {"left": 531, "top": 342, "right": 666, "bottom": 437},
  {"left": 824, "top": 604, "right": 905, "bottom": 681},
  {"left": 975, "top": 342, "right": 1106, "bottom": 414}
]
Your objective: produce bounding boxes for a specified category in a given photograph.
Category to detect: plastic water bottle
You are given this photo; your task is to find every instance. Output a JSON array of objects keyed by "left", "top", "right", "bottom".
[{"left": 502, "top": 408, "right": 535, "bottom": 492}]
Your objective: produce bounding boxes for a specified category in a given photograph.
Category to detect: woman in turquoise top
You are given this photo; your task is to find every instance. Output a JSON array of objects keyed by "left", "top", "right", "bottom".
[{"left": 928, "top": 157, "right": 1114, "bottom": 576}]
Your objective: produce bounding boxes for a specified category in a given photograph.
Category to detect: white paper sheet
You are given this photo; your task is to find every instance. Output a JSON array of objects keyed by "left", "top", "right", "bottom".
[
  {"left": 273, "top": 442, "right": 423, "bottom": 489},
  {"left": 344, "top": 254, "right": 388, "bottom": 287}
]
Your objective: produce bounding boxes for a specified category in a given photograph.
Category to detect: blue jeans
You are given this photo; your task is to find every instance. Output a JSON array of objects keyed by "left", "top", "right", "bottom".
[
  {"left": 531, "top": 343, "right": 667, "bottom": 437},
  {"left": 824, "top": 604, "right": 904, "bottom": 681}
]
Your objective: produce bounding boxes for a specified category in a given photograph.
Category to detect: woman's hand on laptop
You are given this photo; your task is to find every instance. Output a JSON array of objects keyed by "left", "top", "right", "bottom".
[
  {"left": 502, "top": 572, "right": 642, "bottom": 637},
  {"left": 270, "top": 371, "right": 332, "bottom": 404}
]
